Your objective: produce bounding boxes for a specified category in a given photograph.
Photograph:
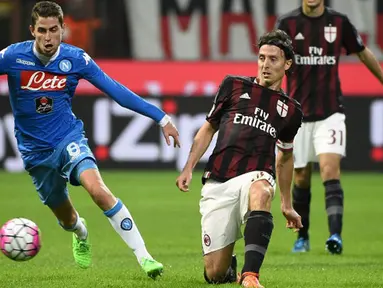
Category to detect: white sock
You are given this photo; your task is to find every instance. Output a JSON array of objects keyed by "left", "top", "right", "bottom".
[
  {"left": 104, "top": 199, "right": 153, "bottom": 263},
  {"left": 61, "top": 212, "right": 88, "bottom": 240}
]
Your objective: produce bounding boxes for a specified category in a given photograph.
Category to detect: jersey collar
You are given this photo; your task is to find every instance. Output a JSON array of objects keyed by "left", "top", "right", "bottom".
[{"left": 33, "top": 42, "right": 61, "bottom": 67}]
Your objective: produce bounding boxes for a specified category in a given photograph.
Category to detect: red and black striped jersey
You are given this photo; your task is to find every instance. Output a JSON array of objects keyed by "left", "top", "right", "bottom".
[
  {"left": 203, "top": 75, "right": 302, "bottom": 184},
  {"left": 276, "top": 7, "right": 365, "bottom": 122}
]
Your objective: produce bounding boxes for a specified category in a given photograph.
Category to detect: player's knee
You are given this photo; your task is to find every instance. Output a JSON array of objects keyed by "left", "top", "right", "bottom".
[
  {"left": 294, "top": 167, "right": 311, "bottom": 188},
  {"left": 320, "top": 163, "right": 340, "bottom": 181},
  {"left": 248, "top": 181, "right": 272, "bottom": 210},
  {"left": 204, "top": 263, "right": 228, "bottom": 284}
]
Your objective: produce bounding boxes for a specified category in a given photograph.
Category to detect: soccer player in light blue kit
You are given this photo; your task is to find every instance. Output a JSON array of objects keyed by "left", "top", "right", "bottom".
[{"left": 0, "top": 1, "right": 180, "bottom": 278}]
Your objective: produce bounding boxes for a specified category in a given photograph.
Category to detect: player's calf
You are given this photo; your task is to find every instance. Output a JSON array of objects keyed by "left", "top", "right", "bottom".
[
  {"left": 323, "top": 179, "right": 344, "bottom": 237},
  {"left": 79, "top": 168, "right": 161, "bottom": 276},
  {"left": 51, "top": 198, "right": 88, "bottom": 241},
  {"left": 241, "top": 180, "right": 274, "bottom": 280},
  {"left": 79, "top": 166, "right": 117, "bottom": 210}
]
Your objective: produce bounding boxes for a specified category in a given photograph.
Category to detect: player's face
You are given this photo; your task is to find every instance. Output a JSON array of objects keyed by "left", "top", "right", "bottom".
[
  {"left": 29, "top": 16, "right": 65, "bottom": 57},
  {"left": 258, "top": 45, "right": 292, "bottom": 89},
  {"left": 303, "top": 0, "right": 323, "bottom": 8}
]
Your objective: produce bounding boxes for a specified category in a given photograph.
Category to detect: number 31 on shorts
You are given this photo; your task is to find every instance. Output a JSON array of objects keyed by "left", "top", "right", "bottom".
[{"left": 328, "top": 129, "right": 344, "bottom": 146}]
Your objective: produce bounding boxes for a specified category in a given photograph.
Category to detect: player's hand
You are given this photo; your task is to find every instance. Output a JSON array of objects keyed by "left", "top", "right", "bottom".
[
  {"left": 176, "top": 170, "right": 192, "bottom": 192},
  {"left": 162, "top": 122, "right": 180, "bottom": 148},
  {"left": 281, "top": 206, "right": 303, "bottom": 232}
]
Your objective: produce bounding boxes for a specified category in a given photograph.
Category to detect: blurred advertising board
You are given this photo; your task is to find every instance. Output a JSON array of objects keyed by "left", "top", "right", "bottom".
[
  {"left": 0, "top": 96, "right": 381, "bottom": 172},
  {"left": 0, "top": 62, "right": 381, "bottom": 96}
]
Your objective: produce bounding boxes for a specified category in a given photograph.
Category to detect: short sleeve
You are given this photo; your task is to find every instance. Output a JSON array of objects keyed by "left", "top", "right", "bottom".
[
  {"left": 342, "top": 16, "right": 365, "bottom": 55},
  {"left": 206, "top": 76, "right": 232, "bottom": 128},
  {"left": 277, "top": 104, "right": 303, "bottom": 151}
]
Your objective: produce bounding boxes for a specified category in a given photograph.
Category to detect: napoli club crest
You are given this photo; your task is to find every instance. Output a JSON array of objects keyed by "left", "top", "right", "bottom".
[
  {"left": 59, "top": 59, "right": 72, "bottom": 72},
  {"left": 276, "top": 100, "right": 288, "bottom": 117},
  {"left": 120, "top": 218, "right": 133, "bottom": 231}
]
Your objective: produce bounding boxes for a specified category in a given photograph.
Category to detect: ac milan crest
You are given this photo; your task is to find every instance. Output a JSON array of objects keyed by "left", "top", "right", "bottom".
[
  {"left": 276, "top": 100, "right": 288, "bottom": 117},
  {"left": 324, "top": 25, "right": 337, "bottom": 43}
]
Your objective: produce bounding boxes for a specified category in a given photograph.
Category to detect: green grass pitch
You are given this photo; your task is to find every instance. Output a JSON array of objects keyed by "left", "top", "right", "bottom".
[{"left": 0, "top": 171, "right": 382, "bottom": 288}]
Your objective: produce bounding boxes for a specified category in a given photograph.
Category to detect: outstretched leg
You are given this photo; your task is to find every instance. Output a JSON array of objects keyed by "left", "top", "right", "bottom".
[{"left": 77, "top": 160, "right": 163, "bottom": 278}]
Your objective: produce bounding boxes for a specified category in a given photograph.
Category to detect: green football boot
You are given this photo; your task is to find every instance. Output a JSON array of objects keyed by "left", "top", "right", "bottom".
[
  {"left": 72, "top": 218, "right": 91, "bottom": 269},
  {"left": 140, "top": 258, "right": 163, "bottom": 279}
]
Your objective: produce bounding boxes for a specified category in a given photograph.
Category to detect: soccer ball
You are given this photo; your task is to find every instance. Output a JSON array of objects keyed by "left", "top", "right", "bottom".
[{"left": 0, "top": 218, "right": 41, "bottom": 261}]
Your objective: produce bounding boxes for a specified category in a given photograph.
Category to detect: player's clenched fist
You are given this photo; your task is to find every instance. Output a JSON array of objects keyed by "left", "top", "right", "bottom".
[{"left": 176, "top": 170, "right": 192, "bottom": 192}]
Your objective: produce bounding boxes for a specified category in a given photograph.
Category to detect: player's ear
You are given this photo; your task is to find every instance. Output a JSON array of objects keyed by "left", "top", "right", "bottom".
[
  {"left": 61, "top": 22, "right": 66, "bottom": 39},
  {"left": 29, "top": 25, "right": 35, "bottom": 37},
  {"left": 284, "top": 59, "right": 293, "bottom": 72}
]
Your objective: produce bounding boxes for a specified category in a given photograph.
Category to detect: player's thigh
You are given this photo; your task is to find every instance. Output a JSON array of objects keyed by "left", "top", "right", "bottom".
[
  {"left": 204, "top": 243, "right": 235, "bottom": 277},
  {"left": 313, "top": 113, "right": 346, "bottom": 157},
  {"left": 200, "top": 180, "right": 241, "bottom": 256},
  {"left": 60, "top": 136, "right": 98, "bottom": 186},
  {"left": 293, "top": 122, "right": 316, "bottom": 168},
  {"left": 28, "top": 165, "right": 68, "bottom": 209}
]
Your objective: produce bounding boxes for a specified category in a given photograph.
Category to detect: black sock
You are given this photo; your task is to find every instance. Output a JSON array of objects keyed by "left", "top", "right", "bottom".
[
  {"left": 242, "top": 211, "right": 274, "bottom": 274},
  {"left": 324, "top": 179, "right": 344, "bottom": 236},
  {"left": 292, "top": 185, "right": 311, "bottom": 239}
]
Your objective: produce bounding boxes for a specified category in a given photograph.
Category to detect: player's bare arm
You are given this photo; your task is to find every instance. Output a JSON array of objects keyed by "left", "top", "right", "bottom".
[
  {"left": 276, "top": 147, "right": 303, "bottom": 231},
  {"left": 176, "top": 121, "right": 217, "bottom": 192},
  {"left": 357, "top": 47, "right": 383, "bottom": 84}
]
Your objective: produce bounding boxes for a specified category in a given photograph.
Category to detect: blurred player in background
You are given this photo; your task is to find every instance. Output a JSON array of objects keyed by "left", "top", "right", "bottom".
[
  {"left": 176, "top": 30, "right": 303, "bottom": 288},
  {"left": 275, "top": 0, "right": 383, "bottom": 254},
  {"left": 0, "top": 1, "right": 180, "bottom": 278}
]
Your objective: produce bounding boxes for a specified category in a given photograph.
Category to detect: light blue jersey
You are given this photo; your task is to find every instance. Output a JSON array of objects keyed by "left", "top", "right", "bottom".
[
  {"left": 0, "top": 41, "right": 165, "bottom": 154},
  {"left": 0, "top": 41, "right": 166, "bottom": 207}
]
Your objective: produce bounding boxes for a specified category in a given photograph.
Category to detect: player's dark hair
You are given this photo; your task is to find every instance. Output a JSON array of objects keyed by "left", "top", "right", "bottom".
[
  {"left": 258, "top": 29, "right": 294, "bottom": 61},
  {"left": 31, "top": 1, "right": 64, "bottom": 27}
]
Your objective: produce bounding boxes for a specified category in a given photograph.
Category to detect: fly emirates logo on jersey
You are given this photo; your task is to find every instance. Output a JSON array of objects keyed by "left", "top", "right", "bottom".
[
  {"left": 295, "top": 46, "right": 336, "bottom": 66},
  {"left": 20, "top": 71, "right": 67, "bottom": 91},
  {"left": 233, "top": 107, "right": 277, "bottom": 138}
]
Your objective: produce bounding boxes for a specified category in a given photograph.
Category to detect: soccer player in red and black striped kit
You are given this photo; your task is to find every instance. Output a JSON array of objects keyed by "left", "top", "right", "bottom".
[
  {"left": 176, "top": 30, "right": 303, "bottom": 288},
  {"left": 275, "top": 0, "right": 383, "bottom": 254}
]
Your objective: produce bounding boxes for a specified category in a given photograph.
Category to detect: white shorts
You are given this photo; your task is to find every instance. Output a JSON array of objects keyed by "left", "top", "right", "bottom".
[
  {"left": 293, "top": 113, "right": 346, "bottom": 168},
  {"left": 199, "top": 171, "right": 276, "bottom": 255}
]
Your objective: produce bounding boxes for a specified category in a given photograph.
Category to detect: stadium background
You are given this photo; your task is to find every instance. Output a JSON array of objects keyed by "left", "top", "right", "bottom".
[
  {"left": 0, "top": 1, "right": 382, "bottom": 288},
  {"left": 0, "top": 0, "right": 381, "bottom": 172}
]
